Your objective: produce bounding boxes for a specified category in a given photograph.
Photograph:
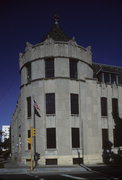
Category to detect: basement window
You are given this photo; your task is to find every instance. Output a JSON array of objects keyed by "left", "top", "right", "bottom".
[
  {"left": 73, "top": 158, "right": 83, "bottom": 164},
  {"left": 45, "top": 159, "right": 57, "bottom": 165}
]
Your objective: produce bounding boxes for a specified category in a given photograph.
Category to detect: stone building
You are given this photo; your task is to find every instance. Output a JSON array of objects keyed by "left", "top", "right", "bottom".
[{"left": 11, "top": 17, "right": 122, "bottom": 166}]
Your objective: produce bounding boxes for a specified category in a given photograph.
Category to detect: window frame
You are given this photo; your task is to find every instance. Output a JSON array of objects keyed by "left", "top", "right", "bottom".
[
  {"left": 103, "top": 72, "right": 110, "bottom": 83},
  {"left": 111, "top": 73, "right": 117, "bottom": 84},
  {"left": 101, "top": 97, "right": 107, "bottom": 117},
  {"left": 26, "top": 63, "right": 31, "bottom": 83},
  {"left": 69, "top": 59, "right": 78, "bottom": 79},
  {"left": 71, "top": 128, "right": 80, "bottom": 148},
  {"left": 112, "top": 98, "right": 118, "bottom": 116},
  {"left": 46, "top": 93, "right": 55, "bottom": 115},
  {"left": 45, "top": 159, "right": 57, "bottom": 165},
  {"left": 118, "top": 74, "right": 122, "bottom": 84},
  {"left": 73, "top": 158, "right": 83, "bottom": 164},
  {"left": 71, "top": 94, "right": 79, "bottom": 115},
  {"left": 102, "top": 129, "right": 109, "bottom": 149},
  {"left": 113, "top": 129, "right": 122, "bottom": 147},
  {"left": 27, "top": 96, "right": 31, "bottom": 118},
  {"left": 46, "top": 128, "right": 56, "bottom": 149},
  {"left": 45, "top": 58, "right": 54, "bottom": 78}
]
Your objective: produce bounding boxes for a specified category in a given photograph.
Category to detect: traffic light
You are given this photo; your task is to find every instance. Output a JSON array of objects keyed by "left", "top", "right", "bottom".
[
  {"left": 31, "top": 128, "right": 36, "bottom": 137},
  {"left": 27, "top": 137, "right": 32, "bottom": 144},
  {"left": 34, "top": 152, "right": 40, "bottom": 161},
  {"left": 37, "top": 153, "right": 40, "bottom": 160}
]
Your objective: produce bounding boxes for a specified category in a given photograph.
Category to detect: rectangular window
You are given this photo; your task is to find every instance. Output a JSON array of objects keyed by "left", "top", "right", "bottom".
[
  {"left": 104, "top": 72, "right": 110, "bottom": 83},
  {"left": 112, "top": 98, "right": 118, "bottom": 116},
  {"left": 28, "top": 130, "right": 31, "bottom": 150},
  {"left": 26, "top": 63, "right": 31, "bottom": 83},
  {"left": 46, "top": 93, "right": 55, "bottom": 114},
  {"left": 27, "top": 97, "right": 31, "bottom": 118},
  {"left": 46, "top": 159, "right": 57, "bottom": 165},
  {"left": 71, "top": 94, "right": 79, "bottom": 114},
  {"left": 113, "top": 129, "right": 122, "bottom": 147},
  {"left": 102, "top": 129, "right": 108, "bottom": 149},
  {"left": 73, "top": 158, "right": 83, "bottom": 164},
  {"left": 101, "top": 97, "right": 107, "bottom": 116},
  {"left": 118, "top": 74, "right": 122, "bottom": 84},
  {"left": 70, "top": 59, "right": 78, "bottom": 79},
  {"left": 111, "top": 73, "right": 117, "bottom": 84},
  {"left": 97, "top": 72, "right": 103, "bottom": 82},
  {"left": 45, "top": 59, "right": 54, "bottom": 78},
  {"left": 72, "top": 128, "right": 80, "bottom": 148},
  {"left": 46, "top": 128, "right": 56, "bottom": 149}
]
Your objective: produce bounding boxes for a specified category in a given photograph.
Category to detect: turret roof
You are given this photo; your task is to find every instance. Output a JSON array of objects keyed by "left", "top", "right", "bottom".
[{"left": 42, "top": 16, "right": 70, "bottom": 42}]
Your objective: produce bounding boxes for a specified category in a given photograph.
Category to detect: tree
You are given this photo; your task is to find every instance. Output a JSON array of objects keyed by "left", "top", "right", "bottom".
[
  {"left": 2, "top": 138, "right": 11, "bottom": 159},
  {"left": 0, "top": 130, "right": 11, "bottom": 159},
  {"left": 0, "top": 130, "right": 3, "bottom": 155}
]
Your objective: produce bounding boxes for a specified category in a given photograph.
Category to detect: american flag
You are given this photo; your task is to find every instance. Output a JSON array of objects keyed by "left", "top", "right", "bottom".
[
  {"left": 33, "top": 99, "right": 41, "bottom": 117},
  {"left": 33, "top": 99, "right": 40, "bottom": 111}
]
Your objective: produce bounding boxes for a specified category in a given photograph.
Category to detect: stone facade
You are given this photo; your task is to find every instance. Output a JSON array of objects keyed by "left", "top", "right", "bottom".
[{"left": 11, "top": 19, "right": 122, "bottom": 166}]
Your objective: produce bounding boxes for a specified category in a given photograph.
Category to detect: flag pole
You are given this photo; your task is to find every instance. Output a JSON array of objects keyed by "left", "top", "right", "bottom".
[
  {"left": 33, "top": 97, "right": 41, "bottom": 167},
  {"left": 33, "top": 100, "right": 36, "bottom": 166},
  {"left": 32, "top": 96, "right": 36, "bottom": 154}
]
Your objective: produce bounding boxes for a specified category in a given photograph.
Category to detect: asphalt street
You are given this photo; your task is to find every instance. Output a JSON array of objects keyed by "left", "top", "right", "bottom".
[
  {"left": 0, "top": 162, "right": 122, "bottom": 180},
  {"left": 0, "top": 167, "right": 120, "bottom": 180},
  {"left": 0, "top": 172, "right": 111, "bottom": 180},
  {"left": 89, "top": 165, "right": 122, "bottom": 179}
]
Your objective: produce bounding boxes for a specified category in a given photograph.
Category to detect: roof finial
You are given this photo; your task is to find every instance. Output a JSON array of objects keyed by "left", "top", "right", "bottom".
[{"left": 54, "top": 15, "right": 59, "bottom": 25}]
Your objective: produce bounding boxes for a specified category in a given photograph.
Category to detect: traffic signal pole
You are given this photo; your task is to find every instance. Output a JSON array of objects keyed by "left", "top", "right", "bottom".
[
  {"left": 27, "top": 128, "right": 36, "bottom": 170},
  {"left": 33, "top": 108, "right": 36, "bottom": 158},
  {"left": 27, "top": 101, "right": 41, "bottom": 170},
  {"left": 30, "top": 138, "right": 33, "bottom": 170},
  {"left": 31, "top": 127, "right": 36, "bottom": 169},
  {"left": 33, "top": 98, "right": 41, "bottom": 168},
  {"left": 27, "top": 133, "right": 33, "bottom": 170},
  {"left": 33, "top": 108, "right": 37, "bottom": 168}
]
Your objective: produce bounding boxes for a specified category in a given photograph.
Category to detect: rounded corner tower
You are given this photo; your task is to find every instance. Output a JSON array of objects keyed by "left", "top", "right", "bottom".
[{"left": 14, "top": 17, "right": 102, "bottom": 166}]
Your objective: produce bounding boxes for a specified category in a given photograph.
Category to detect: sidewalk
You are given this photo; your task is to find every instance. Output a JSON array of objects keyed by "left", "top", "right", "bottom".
[
  {"left": 2, "top": 159, "right": 120, "bottom": 176},
  {"left": 0, "top": 166, "right": 91, "bottom": 175},
  {"left": 0, "top": 160, "right": 92, "bottom": 175}
]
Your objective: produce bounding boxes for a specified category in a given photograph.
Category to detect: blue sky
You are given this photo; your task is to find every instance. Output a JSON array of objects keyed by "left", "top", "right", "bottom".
[{"left": 0, "top": 0, "right": 122, "bottom": 129}]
